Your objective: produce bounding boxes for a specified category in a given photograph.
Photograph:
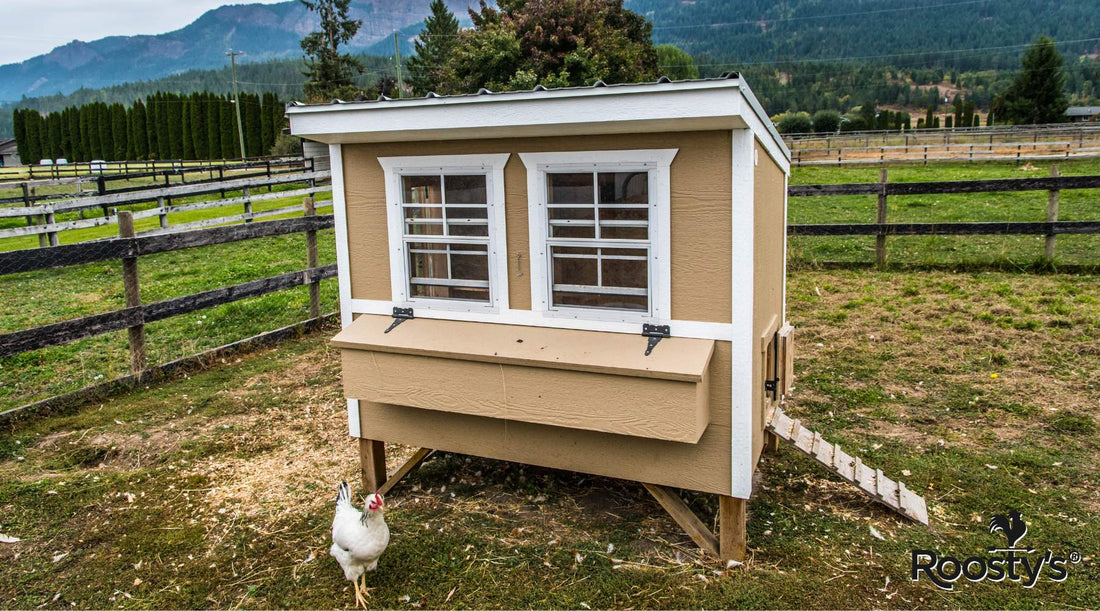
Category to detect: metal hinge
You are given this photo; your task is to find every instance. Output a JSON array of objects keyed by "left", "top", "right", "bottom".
[
  {"left": 642, "top": 324, "right": 670, "bottom": 356},
  {"left": 384, "top": 307, "right": 414, "bottom": 333},
  {"left": 765, "top": 329, "right": 780, "bottom": 400}
]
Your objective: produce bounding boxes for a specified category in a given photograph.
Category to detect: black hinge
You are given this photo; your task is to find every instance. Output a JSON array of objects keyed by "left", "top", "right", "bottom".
[
  {"left": 765, "top": 329, "right": 780, "bottom": 400},
  {"left": 384, "top": 307, "right": 414, "bottom": 333},
  {"left": 642, "top": 324, "right": 670, "bottom": 356}
]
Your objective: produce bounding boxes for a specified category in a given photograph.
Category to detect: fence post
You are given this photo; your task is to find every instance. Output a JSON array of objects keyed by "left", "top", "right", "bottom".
[
  {"left": 876, "top": 168, "right": 888, "bottom": 268},
  {"left": 243, "top": 186, "right": 252, "bottom": 223},
  {"left": 157, "top": 196, "right": 168, "bottom": 229},
  {"left": 304, "top": 196, "right": 320, "bottom": 318},
  {"left": 118, "top": 211, "right": 146, "bottom": 373},
  {"left": 45, "top": 208, "right": 58, "bottom": 247},
  {"left": 1045, "top": 165, "right": 1060, "bottom": 260}
]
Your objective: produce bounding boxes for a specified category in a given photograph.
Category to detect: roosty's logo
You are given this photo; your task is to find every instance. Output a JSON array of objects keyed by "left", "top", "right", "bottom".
[{"left": 910, "top": 510, "right": 1081, "bottom": 590}]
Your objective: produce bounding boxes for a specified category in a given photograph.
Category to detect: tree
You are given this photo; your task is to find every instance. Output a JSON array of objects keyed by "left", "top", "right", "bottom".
[
  {"left": 1001, "top": 36, "right": 1069, "bottom": 124},
  {"left": 244, "top": 93, "right": 263, "bottom": 156},
  {"left": 300, "top": 0, "right": 365, "bottom": 101},
  {"left": 775, "top": 111, "right": 812, "bottom": 134},
  {"left": 206, "top": 93, "right": 222, "bottom": 160},
  {"left": 444, "top": 0, "right": 658, "bottom": 92},
  {"left": 408, "top": 0, "right": 460, "bottom": 95},
  {"left": 924, "top": 105, "right": 934, "bottom": 130},
  {"left": 656, "top": 44, "right": 699, "bottom": 80},
  {"left": 130, "top": 101, "right": 149, "bottom": 159},
  {"left": 812, "top": 109, "right": 841, "bottom": 133},
  {"left": 110, "top": 103, "right": 128, "bottom": 160},
  {"left": 190, "top": 94, "right": 207, "bottom": 160},
  {"left": 12, "top": 109, "right": 29, "bottom": 163}
]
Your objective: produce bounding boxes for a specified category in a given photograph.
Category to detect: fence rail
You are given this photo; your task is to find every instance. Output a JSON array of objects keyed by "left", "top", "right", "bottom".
[
  {"left": 0, "top": 200, "right": 335, "bottom": 381},
  {"left": 0, "top": 170, "right": 332, "bottom": 246},
  {"left": 788, "top": 166, "right": 1099, "bottom": 265},
  {"left": 0, "top": 155, "right": 309, "bottom": 183}
]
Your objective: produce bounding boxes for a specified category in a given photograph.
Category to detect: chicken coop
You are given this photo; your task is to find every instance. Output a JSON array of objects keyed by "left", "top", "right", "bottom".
[{"left": 287, "top": 75, "right": 797, "bottom": 561}]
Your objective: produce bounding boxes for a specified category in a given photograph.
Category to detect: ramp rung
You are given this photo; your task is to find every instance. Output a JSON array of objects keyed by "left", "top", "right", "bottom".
[{"left": 766, "top": 406, "right": 929, "bottom": 525}]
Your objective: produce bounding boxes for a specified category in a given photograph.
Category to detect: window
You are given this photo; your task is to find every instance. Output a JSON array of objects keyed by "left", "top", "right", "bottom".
[
  {"left": 520, "top": 149, "right": 677, "bottom": 322},
  {"left": 379, "top": 154, "right": 510, "bottom": 312}
]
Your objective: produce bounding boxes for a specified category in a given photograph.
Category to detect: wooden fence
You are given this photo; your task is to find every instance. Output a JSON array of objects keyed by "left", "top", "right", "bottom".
[
  {"left": 0, "top": 155, "right": 310, "bottom": 183},
  {"left": 788, "top": 168, "right": 1100, "bottom": 265},
  {"left": 785, "top": 123, "right": 1100, "bottom": 166},
  {"left": 0, "top": 170, "right": 332, "bottom": 246},
  {"left": 0, "top": 205, "right": 335, "bottom": 410}
]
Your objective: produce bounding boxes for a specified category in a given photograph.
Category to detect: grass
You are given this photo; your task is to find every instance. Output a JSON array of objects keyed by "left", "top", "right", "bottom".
[
  {"left": 0, "top": 268, "right": 1096, "bottom": 609},
  {"left": 788, "top": 158, "right": 1100, "bottom": 267}
]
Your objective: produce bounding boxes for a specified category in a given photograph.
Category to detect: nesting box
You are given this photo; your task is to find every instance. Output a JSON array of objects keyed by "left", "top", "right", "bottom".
[{"left": 287, "top": 75, "right": 793, "bottom": 559}]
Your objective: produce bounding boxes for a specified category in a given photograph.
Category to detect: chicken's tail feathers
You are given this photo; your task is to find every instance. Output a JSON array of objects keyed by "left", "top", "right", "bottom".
[{"left": 336, "top": 481, "right": 352, "bottom": 507}]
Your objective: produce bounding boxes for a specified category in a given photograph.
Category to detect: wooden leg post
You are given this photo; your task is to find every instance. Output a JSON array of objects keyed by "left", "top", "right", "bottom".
[
  {"left": 359, "top": 439, "right": 387, "bottom": 494},
  {"left": 720, "top": 496, "right": 747, "bottom": 562},
  {"left": 764, "top": 430, "right": 781, "bottom": 453}
]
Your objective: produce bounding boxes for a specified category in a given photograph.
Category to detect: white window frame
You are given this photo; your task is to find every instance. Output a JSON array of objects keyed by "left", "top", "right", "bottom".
[
  {"left": 378, "top": 153, "right": 510, "bottom": 313},
  {"left": 519, "top": 149, "right": 676, "bottom": 324}
]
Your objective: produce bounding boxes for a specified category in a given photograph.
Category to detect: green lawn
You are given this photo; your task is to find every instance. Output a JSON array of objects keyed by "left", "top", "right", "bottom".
[{"left": 0, "top": 268, "right": 1095, "bottom": 608}]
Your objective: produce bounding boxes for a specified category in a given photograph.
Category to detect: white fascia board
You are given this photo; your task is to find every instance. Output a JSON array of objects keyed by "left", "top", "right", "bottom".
[
  {"left": 288, "top": 82, "right": 744, "bottom": 143},
  {"left": 729, "top": 128, "right": 756, "bottom": 499},
  {"left": 735, "top": 82, "right": 792, "bottom": 173}
]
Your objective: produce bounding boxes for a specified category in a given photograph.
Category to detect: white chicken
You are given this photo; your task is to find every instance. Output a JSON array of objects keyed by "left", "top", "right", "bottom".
[{"left": 330, "top": 481, "right": 390, "bottom": 608}]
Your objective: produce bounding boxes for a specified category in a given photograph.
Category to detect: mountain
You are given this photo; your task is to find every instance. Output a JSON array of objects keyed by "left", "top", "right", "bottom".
[
  {"left": 3, "top": 0, "right": 1097, "bottom": 104},
  {"left": 0, "top": 0, "right": 474, "bottom": 103}
]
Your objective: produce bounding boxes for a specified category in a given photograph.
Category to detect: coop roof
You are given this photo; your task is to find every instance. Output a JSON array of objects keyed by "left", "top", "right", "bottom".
[{"left": 285, "top": 74, "right": 789, "bottom": 165}]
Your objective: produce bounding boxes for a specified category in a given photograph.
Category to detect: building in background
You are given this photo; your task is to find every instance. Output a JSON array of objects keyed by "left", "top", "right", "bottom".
[
  {"left": 0, "top": 139, "right": 21, "bottom": 166},
  {"left": 1065, "top": 106, "right": 1100, "bottom": 122}
]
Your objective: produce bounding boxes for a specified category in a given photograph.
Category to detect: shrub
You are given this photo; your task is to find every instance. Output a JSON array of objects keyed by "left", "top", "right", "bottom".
[
  {"left": 811, "top": 109, "right": 841, "bottom": 134},
  {"left": 775, "top": 111, "right": 813, "bottom": 134}
]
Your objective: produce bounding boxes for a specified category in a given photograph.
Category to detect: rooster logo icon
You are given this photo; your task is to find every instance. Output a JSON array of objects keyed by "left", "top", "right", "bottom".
[{"left": 989, "top": 510, "right": 1028, "bottom": 548}]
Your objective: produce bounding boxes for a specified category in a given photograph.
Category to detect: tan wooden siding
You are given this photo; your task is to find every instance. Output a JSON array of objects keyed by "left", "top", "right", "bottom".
[
  {"left": 752, "top": 139, "right": 787, "bottom": 465},
  {"left": 357, "top": 340, "right": 735, "bottom": 495},
  {"left": 340, "top": 131, "right": 732, "bottom": 322}
]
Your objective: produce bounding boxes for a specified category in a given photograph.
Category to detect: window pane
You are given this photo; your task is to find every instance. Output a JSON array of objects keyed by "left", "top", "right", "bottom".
[
  {"left": 602, "top": 255, "right": 647, "bottom": 288},
  {"left": 451, "top": 253, "right": 489, "bottom": 281},
  {"left": 548, "top": 173, "right": 594, "bottom": 204},
  {"left": 549, "top": 207, "right": 595, "bottom": 238},
  {"left": 403, "top": 175, "right": 441, "bottom": 204},
  {"left": 446, "top": 206, "right": 489, "bottom": 237},
  {"left": 444, "top": 175, "right": 487, "bottom": 204},
  {"left": 407, "top": 242, "right": 489, "bottom": 303},
  {"left": 551, "top": 246, "right": 598, "bottom": 286},
  {"left": 552, "top": 291, "right": 648, "bottom": 311},
  {"left": 598, "top": 172, "right": 648, "bottom": 204}
]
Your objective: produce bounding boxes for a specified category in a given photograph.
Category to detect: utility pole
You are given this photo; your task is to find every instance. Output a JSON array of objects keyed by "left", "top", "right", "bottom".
[
  {"left": 393, "top": 32, "right": 404, "bottom": 98},
  {"left": 227, "top": 50, "right": 247, "bottom": 159}
]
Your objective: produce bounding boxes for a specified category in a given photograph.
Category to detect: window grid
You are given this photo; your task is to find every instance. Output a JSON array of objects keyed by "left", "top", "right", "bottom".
[
  {"left": 546, "top": 171, "right": 651, "bottom": 312},
  {"left": 402, "top": 173, "right": 492, "bottom": 302}
]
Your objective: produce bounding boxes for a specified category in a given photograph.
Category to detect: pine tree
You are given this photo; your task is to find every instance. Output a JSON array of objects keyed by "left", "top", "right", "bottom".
[
  {"left": 12, "top": 109, "right": 29, "bottom": 163},
  {"left": 300, "top": 0, "right": 365, "bottom": 100},
  {"left": 131, "top": 100, "right": 149, "bottom": 159},
  {"left": 1001, "top": 36, "right": 1069, "bottom": 124},
  {"left": 110, "top": 104, "right": 128, "bottom": 160},
  {"left": 80, "top": 105, "right": 94, "bottom": 161},
  {"left": 261, "top": 92, "right": 276, "bottom": 155},
  {"left": 220, "top": 97, "right": 236, "bottom": 159},
  {"left": 924, "top": 105, "right": 934, "bottom": 130},
  {"left": 206, "top": 93, "right": 222, "bottom": 159},
  {"left": 95, "top": 103, "right": 111, "bottom": 160},
  {"left": 243, "top": 93, "right": 262, "bottom": 156},
  {"left": 181, "top": 98, "right": 194, "bottom": 159},
  {"left": 190, "top": 94, "right": 207, "bottom": 159},
  {"left": 945, "top": 115, "right": 953, "bottom": 129},
  {"left": 408, "top": 0, "right": 459, "bottom": 95},
  {"left": 167, "top": 94, "right": 183, "bottom": 158}
]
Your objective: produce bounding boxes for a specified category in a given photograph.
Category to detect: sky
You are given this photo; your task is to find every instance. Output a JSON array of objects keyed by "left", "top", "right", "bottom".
[{"left": 0, "top": 0, "right": 287, "bottom": 65}]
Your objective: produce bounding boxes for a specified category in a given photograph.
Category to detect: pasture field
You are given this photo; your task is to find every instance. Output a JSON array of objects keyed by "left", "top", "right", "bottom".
[
  {"left": 789, "top": 158, "right": 1100, "bottom": 267},
  {"left": 0, "top": 268, "right": 1096, "bottom": 609}
]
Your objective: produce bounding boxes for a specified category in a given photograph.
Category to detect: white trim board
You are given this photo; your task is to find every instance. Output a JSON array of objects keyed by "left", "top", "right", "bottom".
[
  {"left": 329, "top": 143, "right": 362, "bottom": 438},
  {"left": 377, "top": 153, "right": 511, "bottom": 314},
  {"left": 348, "top": 298, "right": 735, "bottom": 342},
  {"left": 729, "top": 128, "right": 756, "bottom": 499},
  {"left": 518, "top": 149, "right": 676, "bottom": 325},
  {"left": 288, "top": 78, "right": 790, "bottom": 169}
]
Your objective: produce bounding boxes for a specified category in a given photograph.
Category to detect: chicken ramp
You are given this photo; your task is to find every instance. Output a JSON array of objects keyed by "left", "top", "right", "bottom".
[{"left": 767, "top": 406, "right": 929, "bottom": 525}]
